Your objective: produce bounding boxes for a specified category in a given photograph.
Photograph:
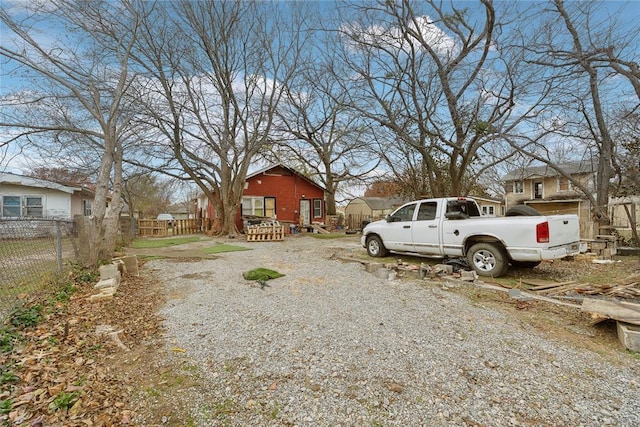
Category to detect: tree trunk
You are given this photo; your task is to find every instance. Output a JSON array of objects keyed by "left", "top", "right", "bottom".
[{"left": 100, "top": 144, "right": 125, "bottom": 260}]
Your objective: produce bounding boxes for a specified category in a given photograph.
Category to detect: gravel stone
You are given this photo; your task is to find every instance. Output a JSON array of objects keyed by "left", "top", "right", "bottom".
[{"left": 146, "top": 236, "right": 640, "bottom": 426}]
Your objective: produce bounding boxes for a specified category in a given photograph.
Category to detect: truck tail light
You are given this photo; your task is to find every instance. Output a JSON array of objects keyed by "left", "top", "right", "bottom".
[{"left": 536, "top": 221, "right": 550, "bottom": 243}]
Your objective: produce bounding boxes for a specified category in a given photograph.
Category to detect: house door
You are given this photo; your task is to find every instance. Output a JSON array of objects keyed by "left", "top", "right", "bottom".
[{"left": 300, "top": 200, "right": 311, "bottom": 225}]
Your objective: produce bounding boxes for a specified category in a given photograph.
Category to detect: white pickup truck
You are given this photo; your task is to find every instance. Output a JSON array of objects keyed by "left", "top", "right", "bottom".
[{"left": 361, "top": 197, "right": 581, "bottom": 277}]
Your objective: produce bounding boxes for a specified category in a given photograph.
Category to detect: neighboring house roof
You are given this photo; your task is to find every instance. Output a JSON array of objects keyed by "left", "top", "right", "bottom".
[
  {"left": 0, "top": 172, "right": 80, "bottom": 194},
  {"left": 351, "top": 196, "right": 407, "bottom": 210},
  {"left": 246, "top": 164, "right": 327, "bottom": 192},
  {"left": 471, "top": 196, "right": 503, "bottom": 204},
  {"left": 502, "top": 159, "right": 597, "bottom": 181}
]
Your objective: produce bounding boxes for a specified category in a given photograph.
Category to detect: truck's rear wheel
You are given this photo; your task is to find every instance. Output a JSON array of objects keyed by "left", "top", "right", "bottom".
[
  {"left": 366, "top": 235, "right": 388, "bottom": 257},
  {"left": 467, "top": 243, "right": 508, "bottom": 277}
]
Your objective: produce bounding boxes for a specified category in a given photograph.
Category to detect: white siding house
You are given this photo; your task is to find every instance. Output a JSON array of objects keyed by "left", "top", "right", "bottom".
[{"left": 0, "top": 172, "right": 87, "bottom": 219}]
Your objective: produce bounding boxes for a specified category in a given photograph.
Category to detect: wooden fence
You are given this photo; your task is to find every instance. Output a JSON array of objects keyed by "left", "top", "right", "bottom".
[{"left": 137, "top": 218, "right": 212, "bottom": 237}]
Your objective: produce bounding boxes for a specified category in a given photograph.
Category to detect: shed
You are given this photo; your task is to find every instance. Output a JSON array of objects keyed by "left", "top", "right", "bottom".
[{"left": 344, "top": 196, "right": 406, "bottom": 230}]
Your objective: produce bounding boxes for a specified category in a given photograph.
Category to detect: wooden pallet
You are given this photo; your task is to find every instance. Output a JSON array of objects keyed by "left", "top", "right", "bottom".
[{"left": 246, "top": 224, "right": 285, "bottom": 242}]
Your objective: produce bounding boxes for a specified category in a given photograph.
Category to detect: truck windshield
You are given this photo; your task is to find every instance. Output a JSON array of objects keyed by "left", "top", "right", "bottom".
[{"left": 446, "top": 200, "right": 481, "bottom": 217}]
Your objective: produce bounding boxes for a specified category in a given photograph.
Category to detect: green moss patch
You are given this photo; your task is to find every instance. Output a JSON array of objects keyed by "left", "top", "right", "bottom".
[{"left": 242, "top": 268, "right": 285, "bottom": 282}]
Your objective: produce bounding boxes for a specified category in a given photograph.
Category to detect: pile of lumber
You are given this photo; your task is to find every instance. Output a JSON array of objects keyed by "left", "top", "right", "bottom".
[{"left": 525, "top": 273, "right": 640, "bottom": 300}]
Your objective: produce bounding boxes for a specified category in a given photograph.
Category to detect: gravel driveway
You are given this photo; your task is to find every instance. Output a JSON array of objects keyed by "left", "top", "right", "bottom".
[{"left": 142, "top": 235, "right": 639, "bottom": 426}]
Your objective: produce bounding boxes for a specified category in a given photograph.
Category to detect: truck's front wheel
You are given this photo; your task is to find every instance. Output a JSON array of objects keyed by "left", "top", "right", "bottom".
[
  {"left": 467, "top": 243, "right": 508, "bottom": 277},
  {"left": 366, "top": 235, "right": 389, "bottom": 257}
]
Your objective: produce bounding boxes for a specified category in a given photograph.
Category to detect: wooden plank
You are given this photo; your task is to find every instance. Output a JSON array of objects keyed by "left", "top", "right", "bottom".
[
  {"left": 528, "top": 280, "right": 576, "bottom": 291},
  {"left": 472, "top": 282, "right": 582, "bottom": 308},
  {"left": 311, "top": 224, "right": 330, "bottom": 234},
  {"left": 520, "top": 278, "right": 557, "bottom": 287},
  {"left": 581, "top": 298, "right": 640, "bottom": 326}
]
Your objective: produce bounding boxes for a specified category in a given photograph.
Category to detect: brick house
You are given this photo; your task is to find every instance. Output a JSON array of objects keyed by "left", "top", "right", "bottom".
[
  {"left": 503, "top": 159, "right": 597, "bottom": 238},
  {"left": 196, "top": 164, "right": 326, "bottom": 232}
]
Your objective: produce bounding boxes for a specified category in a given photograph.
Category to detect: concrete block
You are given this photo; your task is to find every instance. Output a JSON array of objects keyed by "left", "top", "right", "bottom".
[
  {"left": 88, "top": 291, "right": 115, "bottom": 302},
  {"left": 95, "top": 278, "right": 118, "bottom": 290},
  {"left": 459, "top": 270, "right": 478, "bottom": 282},
  {"left": 432, "top": 264, "right": 453, "bottom": 275},
  {"left": 508, "top": 288, "right": 532, "bottom": 301},
  {"left": 99, "top": 264, "right": 120, "bottom": 280},
  {"left": 617, "top": 321, "right": 640, "bottom": 352},
  {"left": 113, "top": 255, "right": 139, "bottom": 276},
  {"left": 366, "top": 262, "right": 385, "bottom": 273}
]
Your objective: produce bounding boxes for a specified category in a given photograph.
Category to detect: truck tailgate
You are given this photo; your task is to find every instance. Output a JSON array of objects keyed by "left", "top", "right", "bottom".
[{"left": 546, "top": 214, "right": 580, "bottom": 245}]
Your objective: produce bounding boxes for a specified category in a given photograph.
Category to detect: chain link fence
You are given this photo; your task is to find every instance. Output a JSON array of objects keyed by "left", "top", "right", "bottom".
[{"left": 0, "top": 219, "right": 79, "bottom": 319}]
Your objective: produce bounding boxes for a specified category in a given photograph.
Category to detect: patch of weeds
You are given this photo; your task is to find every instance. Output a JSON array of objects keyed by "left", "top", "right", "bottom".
[
  {"left": 9, "top": 304, "right": 42, "bottom": 328},
  {"left": 269, "top": 402, "right": 283, "bottom": 419},
  {"left": 0, "top": 329, "right": 19, "bottom": 353},
  {"left": 0, "top": 399, "right": 13, "bottom": 415},
  {"left": 50, "top": 276, "right": 78, "bottom": 303},
  {"left": 203, "top": 243, "right": 252, "bottom": 254},
  {"left": 211, "top": 398, "right": 239, "bottom": 418},
  {"left": 73, "top": 376, "right": 87, "bottom": 387},
  {"left": 51, "top": 391, "right": 80, "bottom": 411},
  {"left": 0, "top": 368, "right": 19, "bottom": 385},
  {"left": 630, "top": 351, "right": 640, "bottom": 361},
  {"left": 87, "top": 344, "right": 104, "bottom": 353},
  {"left": 145, "top": 387, "right": 160, "bottom": 398}
]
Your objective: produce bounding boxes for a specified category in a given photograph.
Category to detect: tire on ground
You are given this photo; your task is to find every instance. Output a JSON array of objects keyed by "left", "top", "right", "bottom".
[
  {"left": 505, "top": 205, "right": 540, "bottom": 216},
  {"left": 366, "top": 235, "right": 389, "bottom": 258},
  {"left": 466, "top": 242, "right": 509, "bottom": 277}
]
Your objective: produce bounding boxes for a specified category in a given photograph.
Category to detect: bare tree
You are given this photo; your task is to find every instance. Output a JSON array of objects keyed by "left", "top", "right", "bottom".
[
  {"left": 510, "top": 0, "right": 640, "bottom": 234},
  {"left": 333, "top": 0, "right": 524, "bottom": 197},
  {"left": 272, "top": 21, "right": 380, "bottom": 215},
  {"left": 127, "top": 1, "right": 302, "bottom": 234},
  {"left": 0, "top": 0, "right": 141, "bottom": 266}
]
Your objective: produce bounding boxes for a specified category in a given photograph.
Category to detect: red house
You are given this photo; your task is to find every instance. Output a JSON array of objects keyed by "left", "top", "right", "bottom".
[
  {"left": 239, "top": 164, "right": 326, "bottom": 231},
  {"left": 196, "top": 164, "right": 326, "bottom": 233}
]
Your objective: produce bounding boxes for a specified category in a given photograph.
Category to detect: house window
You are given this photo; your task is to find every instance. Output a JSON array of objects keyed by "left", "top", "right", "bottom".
[
  {"left": 82, "top": 200, "right": 92, "bottom": 216},
  {"left": 265, "top": 197, "right": 275, "bottom": 218},
  {"left": 2, "top": 196, "right": 21, "bottom": 217},
  {"left": 557, "top": 177, "right": 570, "bottom": 192},
  {"left": 25, "top": 196, "right": 43, "bottom": 217},
  {"left": 533, "top": 181, "right": 543, "bottom": 199},
  {"left": 313, "top": 199, "right": 322, "bottom": 218},
  {"left": 242, "top": 197, "right": 264, "bottom": 216},
  {"left": 513, "top": 181, "right": 524, "bottom": 194},
  {"left": 482, "top": 205, "right": 495, "bottom": 216}
]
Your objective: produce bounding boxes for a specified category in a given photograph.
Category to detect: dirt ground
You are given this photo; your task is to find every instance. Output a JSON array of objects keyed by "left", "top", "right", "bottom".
[{"left": 1, "top": 237, "right": 638, "bottom": 425}]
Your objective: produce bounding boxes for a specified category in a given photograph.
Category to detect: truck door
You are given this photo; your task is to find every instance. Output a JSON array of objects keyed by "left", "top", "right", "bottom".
[
  {"left": 383, "top": 202, "right": 417, "bottom": 251},
  {"left": 411, "top": 201, "right": 442, "bottom": 254}
]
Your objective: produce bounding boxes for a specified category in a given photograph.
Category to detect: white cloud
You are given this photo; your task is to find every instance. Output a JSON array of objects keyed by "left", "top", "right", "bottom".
[{"left": 341, "top": 15, "right": 458, "bottom": 59}]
